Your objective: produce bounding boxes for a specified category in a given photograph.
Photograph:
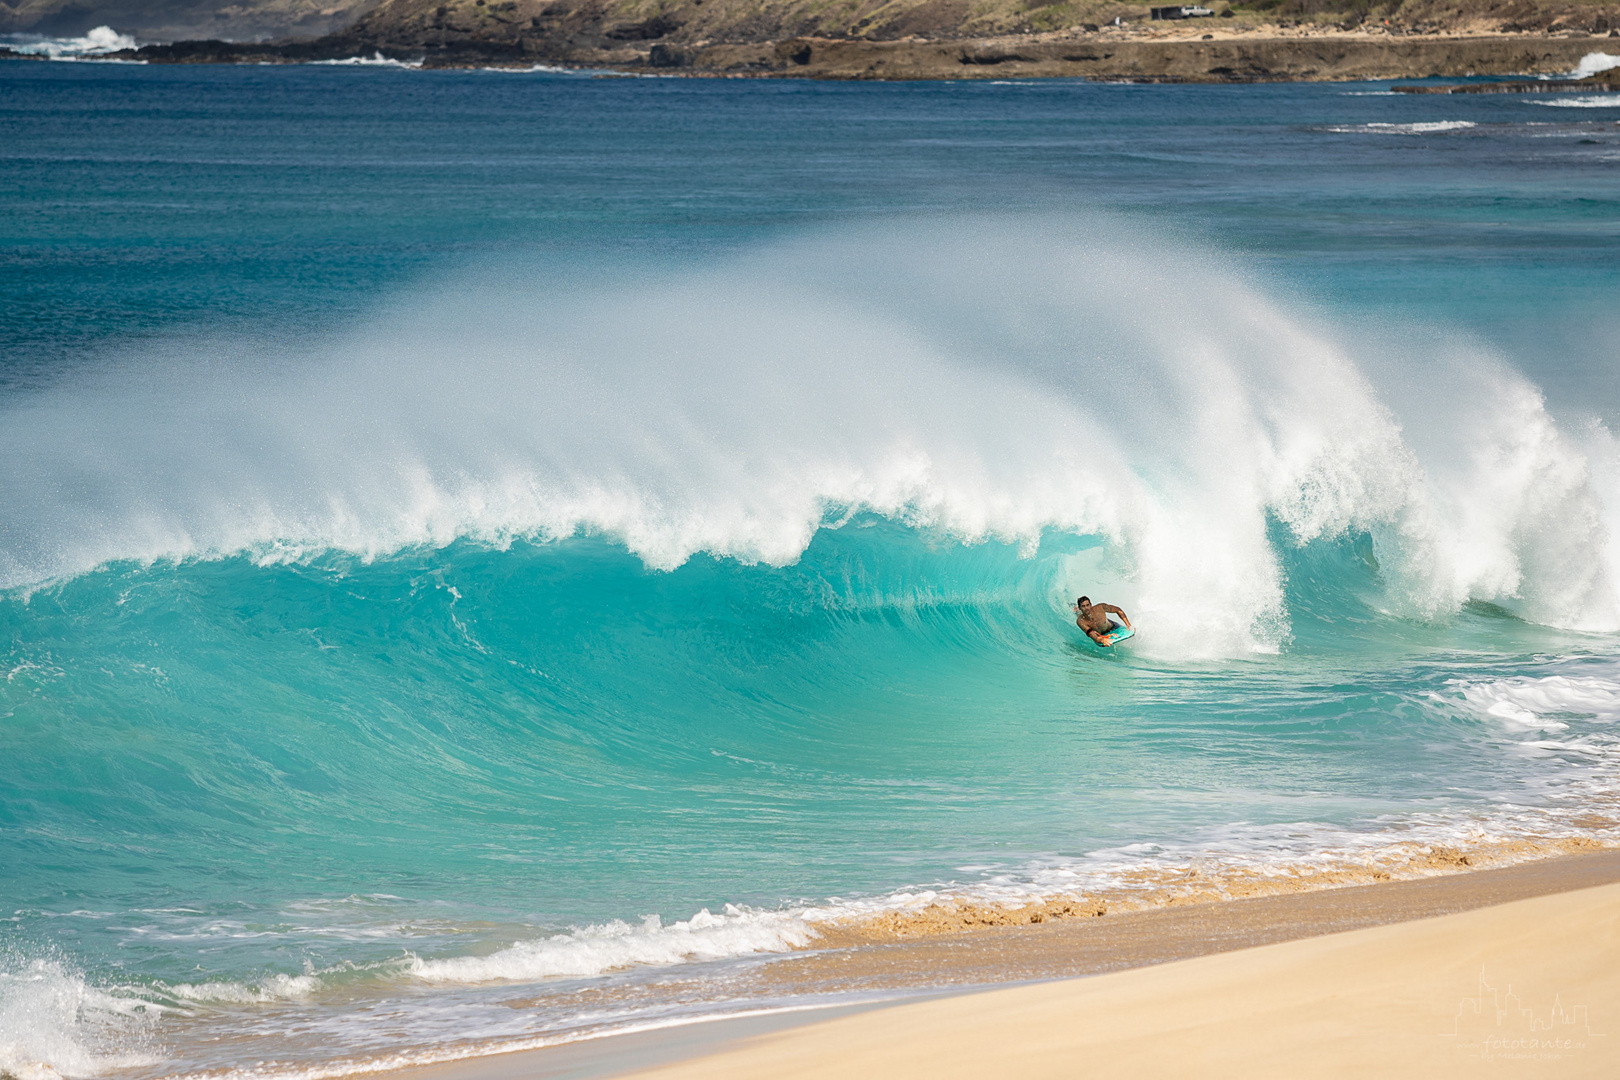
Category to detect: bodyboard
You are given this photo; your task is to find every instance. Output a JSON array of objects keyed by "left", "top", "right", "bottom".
[{"left": 1096, "top": 623, "right": 1134, "bottom": 647}]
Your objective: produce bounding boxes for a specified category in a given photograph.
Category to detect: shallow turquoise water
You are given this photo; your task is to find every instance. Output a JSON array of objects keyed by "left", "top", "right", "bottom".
[{"left": 2, "top": 58, "right": 1620, "bottom": 1079}]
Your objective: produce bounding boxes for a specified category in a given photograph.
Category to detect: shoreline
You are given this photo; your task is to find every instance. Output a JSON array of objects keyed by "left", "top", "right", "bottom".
[
  {"left": 374, "top": 847, "right": 1620, "bottom": 1080},
  {"left": 5, "top": 29, "right": 1617, "bottom": 81},
  {"left": 621, "top": 874, "right": 1620, "bottom": 1078}
]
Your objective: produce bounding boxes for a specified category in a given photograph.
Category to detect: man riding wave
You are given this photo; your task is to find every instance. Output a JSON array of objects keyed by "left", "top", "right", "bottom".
[{"left": 1073, "top": 595, "right": 1132, "bottom": 646}]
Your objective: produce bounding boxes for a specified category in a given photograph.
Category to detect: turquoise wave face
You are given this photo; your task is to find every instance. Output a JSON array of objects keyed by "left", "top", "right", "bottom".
[
  {"left": 3, "top": 526, "right": 1138, "bottom": 928},
  {"left": 2, "top": 522, "right": 1605, "bottom": 974}
]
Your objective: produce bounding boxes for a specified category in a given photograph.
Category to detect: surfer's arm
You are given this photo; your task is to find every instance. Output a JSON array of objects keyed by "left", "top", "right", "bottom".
[{"left": 1098, "top": 603, "right": 1132, "bottom": 629}]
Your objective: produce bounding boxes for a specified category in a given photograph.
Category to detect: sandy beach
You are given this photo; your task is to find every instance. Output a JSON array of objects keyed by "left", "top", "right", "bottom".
[
  {"left": 622, "top": 879, "right": 1619, "bottom": 1078},
  {"left": 380, "top": 849, "right": 1620, "bottom": 1080}
]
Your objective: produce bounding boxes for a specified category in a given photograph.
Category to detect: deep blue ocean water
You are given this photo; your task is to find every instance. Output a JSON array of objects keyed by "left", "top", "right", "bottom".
[{"left": 3, "top": 57, "right": 1620, "bottom": 1079}]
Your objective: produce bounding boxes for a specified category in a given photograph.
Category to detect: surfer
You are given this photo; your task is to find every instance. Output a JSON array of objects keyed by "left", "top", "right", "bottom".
[{"left": 1074, "top": 596, "right": 1132, "bottom": 645}]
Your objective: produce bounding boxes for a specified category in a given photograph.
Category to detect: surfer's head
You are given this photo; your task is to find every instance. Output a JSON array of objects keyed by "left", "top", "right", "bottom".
[{"left": 1076, "top": 596, "right": 1091, "bottom": 612}]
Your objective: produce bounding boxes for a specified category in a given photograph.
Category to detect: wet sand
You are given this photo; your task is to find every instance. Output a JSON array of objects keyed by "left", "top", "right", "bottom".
[{"left": 384, "top": 848, "right": 1620, "bottom": 1079}]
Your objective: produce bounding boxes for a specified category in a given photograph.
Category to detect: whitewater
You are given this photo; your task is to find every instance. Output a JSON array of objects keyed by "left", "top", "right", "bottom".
[
  {"left": 3, "top": 61, "right": 1620, "bottom": 1080},
  {"left": 7, "top": 220, "right": 1616, "bottom": 649}
]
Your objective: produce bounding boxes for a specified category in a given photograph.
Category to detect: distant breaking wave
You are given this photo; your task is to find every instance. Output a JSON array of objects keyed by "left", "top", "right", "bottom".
[
  {"left": 1526, "top": 95, "right": 1620, "bottom": 108},
  {"left": 310, "top": 53, "right": 423, "bottom": 69},
  {"left": 1, "top": 25, "right": 136, "bottom": 58},
  {"left": 1571, "top": 51, "right": 1620, "bottom": 79},
  {"left": 1324, "top": 121, "right": 1476, "bottom": 135}
]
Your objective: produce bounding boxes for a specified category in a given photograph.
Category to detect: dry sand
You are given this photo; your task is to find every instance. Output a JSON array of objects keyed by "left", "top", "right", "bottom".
[
  {"left": 384, "top": 849, "right": 1620, "bottom": 1080},
  {"left": 622, "top": 877, "right": 1619, "bottom": 1078}
]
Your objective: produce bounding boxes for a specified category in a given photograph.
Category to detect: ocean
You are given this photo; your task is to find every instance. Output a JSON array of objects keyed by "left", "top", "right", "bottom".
[{"left": 3, "top": 56, "right": 1620, "bottom": 1080}]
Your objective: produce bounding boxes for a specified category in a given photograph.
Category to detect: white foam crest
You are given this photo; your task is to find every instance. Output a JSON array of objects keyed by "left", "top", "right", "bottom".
[
  {"left": 1326, "top": 121, "right": 1476, "bottom": 135},
  {"left": 483, "top": 64, "right": 580, "bottom": 74},
  {"left": 2, "top": 26, "right": 135, "bottom": 58},
  {"left": 1571, "top": 52, "right": 1620, "bottom": 79},
  {"left": 404, "top": 906, "right": 815, "bottom": 984},
  {"left": 1331, "top": 330, "right": 1620, "bottom": 631},
  {"left": 2, "top": 216, "right": 1616, "bottom": 653},
  {"left": 1448, "top": 674, "right": 1620, "bottom": 731},
  {"left": 310, "top": 53, "right": 423, "bottom": 69},
  {"left": 0, "top": 957, "right": 159, "bottom": 1080},
  {"left": 159, "top": 973, "right": 323, "bottom": 1004},
  {"left": 1526, "top": 95, "right": 1620, "bottom": 108}
]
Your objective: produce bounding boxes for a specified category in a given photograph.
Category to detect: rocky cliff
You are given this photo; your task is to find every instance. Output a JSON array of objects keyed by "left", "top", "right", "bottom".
[
  {"left": 8, "top": 0, "right": 1619, "bottom": 78},
  {"left": 0, "top": 0, "right": 375, "bottom": 41}
]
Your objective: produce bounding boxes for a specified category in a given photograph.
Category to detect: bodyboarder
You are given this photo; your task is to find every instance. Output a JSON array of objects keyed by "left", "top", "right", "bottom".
[{"left": 1074, "top": 596, "right": 1132, "bottom": 646}]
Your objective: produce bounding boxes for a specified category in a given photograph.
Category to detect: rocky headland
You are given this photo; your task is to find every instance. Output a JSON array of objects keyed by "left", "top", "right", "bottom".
[{"left": 4, "top": 0, "right": 1619, "bottom": 79}]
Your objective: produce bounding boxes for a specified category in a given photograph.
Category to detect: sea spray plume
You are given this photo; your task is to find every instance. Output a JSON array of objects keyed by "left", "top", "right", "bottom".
[
  {"left": 0, "top": 215, "right": 1614, "bottom": 649},
  {"left": 1355, "top": 335, "right": 1620, "bottom": 631},
  {"left": 1580, "top": 419, "right": 1620, "bottom": 611},
  {"left": 0, "top": 955, "right": 159, "bottom": 1080}
]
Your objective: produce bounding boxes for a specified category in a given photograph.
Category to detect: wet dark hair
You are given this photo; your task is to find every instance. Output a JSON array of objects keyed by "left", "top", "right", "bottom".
[{"left": 1077, "top": 596, "right": 1090, "bottom": 606}]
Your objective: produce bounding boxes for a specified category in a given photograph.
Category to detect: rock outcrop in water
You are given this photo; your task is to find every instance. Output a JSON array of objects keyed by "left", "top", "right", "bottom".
[{"left": 1392, "top": 60, "right": 1619, "bottom": 89}]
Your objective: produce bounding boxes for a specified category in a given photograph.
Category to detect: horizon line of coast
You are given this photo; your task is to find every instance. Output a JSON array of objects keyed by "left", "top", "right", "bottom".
[
  {"left": 371, "top": 848, "right": 1620, "bottom": 1080},
  {"left": 4, "top": 27, "right": 1618, "bottom": 81}
]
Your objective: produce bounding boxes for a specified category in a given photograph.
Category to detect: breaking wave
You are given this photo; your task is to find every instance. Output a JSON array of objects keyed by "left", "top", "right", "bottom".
[
  {"left": 6, "top": 215, "right": 1620, "bottom": 1080},
  {"left": 1326, "top": 121, "right": 1477, "bottom": 135},
  {"left": 0, "top": 25, "right": 136, "bottom": 59},
  {"left": 1571, "top": 51, "right": 1620, "bottom": 79},
  {"left": 1526, "top": 95, "right": 1620, "bottom": 108},
  {"left": 404, "top": 908, "right": 816, "bottom": 984},
  {"left": 0, "top": 958, "right": 159, "bottom": 1080},
  {"left": 3, "top": 216, "right": 1617, "bottom": 659}
]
